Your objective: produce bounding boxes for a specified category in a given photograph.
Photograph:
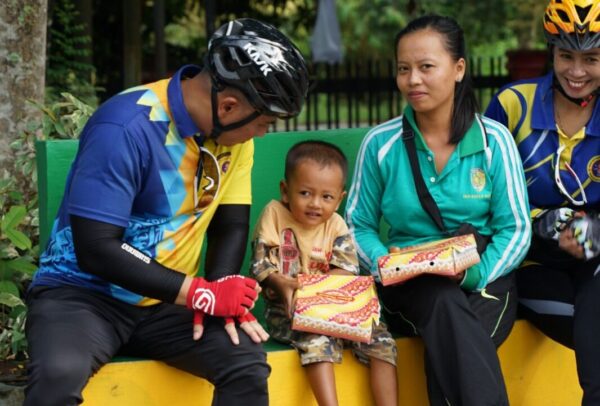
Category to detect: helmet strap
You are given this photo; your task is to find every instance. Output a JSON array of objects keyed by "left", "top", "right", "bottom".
[
  {"left": 553, "top": 75, "right": 598, "bottom": 107},
  {"left": 209, "top": 85, "right": 261, "bottom": 140}
]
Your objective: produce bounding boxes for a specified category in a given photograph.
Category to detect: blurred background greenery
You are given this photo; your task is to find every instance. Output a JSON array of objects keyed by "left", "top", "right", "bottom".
[
  {"left": 0, "top": 0, "right": 550, "bottom": 364},
  {"left": 45, "top": 0, "right": 547, "bottom": 102}
]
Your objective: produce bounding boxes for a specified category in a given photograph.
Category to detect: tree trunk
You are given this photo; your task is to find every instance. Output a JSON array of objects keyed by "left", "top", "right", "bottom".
[
  {"left": 123, "top": 0, "right": 142, "bottom": 88},
  {"left": 205, "top": 0, "right": 216, "bottom": 39},
  {"left": 75, "top": 0, "right": 93, "bottom": 67},
  {"left": 0, "top": 0, "right": 47, "bottom": 170},
  {"left": 153, "top": 0, "right": 166, "bottom": 80}
]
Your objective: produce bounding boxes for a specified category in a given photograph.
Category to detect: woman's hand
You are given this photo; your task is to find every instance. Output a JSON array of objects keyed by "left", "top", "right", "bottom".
[
  {"left": 558, "top": 227, "right": 585, "bottom": 259},
  {"left": 448, "top": 270, "right": 465, "bottom": 282},
  {"left": 263, "top": 273, "right": 299, "bottom": 319}
]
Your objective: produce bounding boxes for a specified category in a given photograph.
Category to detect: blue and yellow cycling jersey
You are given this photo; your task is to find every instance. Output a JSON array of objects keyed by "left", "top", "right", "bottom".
[
  {"left": 485, "top": 72, "right": 600, "bottom": 216},
  {"left": 32, "top": 65, "right": 254, "bottom": 305}
]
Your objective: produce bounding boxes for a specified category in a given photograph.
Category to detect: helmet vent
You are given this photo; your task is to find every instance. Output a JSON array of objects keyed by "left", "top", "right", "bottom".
[
  {"left": 575, "top": 5, "right": 592, "bottom": 23},
  {"left": 557, "top": 9, "right": 570, "bottom": 22},
  {"left": 252, "top": 77, "right": 271, "bottom": 95},
  {"left": 233, "top": 48, "right": 252, "bottom": 67}
]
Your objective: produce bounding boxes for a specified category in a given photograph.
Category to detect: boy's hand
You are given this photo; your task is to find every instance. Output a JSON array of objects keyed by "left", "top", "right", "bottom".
[
  {"left": 264, "top": 273, "right": 299, "bottom": 319},
  {"left": 328, "top": 267, "right": 355, "bottom": 276}
]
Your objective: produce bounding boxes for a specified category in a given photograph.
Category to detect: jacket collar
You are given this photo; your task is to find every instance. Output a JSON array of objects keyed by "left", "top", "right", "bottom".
[{"left": 403, "top": 105, "right": 485, "bottom": 157}]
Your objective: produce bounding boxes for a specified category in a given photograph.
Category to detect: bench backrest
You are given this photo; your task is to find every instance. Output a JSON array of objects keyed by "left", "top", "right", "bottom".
[
  {"left": 36, "top": 128, "right": 372, "bottom": 320},
  {"left": 36, "top": 129, "right": 370, "bottom": 249}
]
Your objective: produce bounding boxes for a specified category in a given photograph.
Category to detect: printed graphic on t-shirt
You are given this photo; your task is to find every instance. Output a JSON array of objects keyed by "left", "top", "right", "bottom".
[
  {"left": 280, "top": 228, "right": 300, "bottom": 276},
  {"left": 308, "top": 246, "right": 332, "bottom": 273}
]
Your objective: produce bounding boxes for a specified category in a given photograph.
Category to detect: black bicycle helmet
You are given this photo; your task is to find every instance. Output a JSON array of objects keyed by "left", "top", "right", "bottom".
[{"left": 207, "top": 18, "right": 309, "bottom": 119}]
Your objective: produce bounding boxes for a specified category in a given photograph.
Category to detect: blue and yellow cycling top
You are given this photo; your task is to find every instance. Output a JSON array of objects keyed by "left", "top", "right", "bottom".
[
  {"left": 485, "top": 71, "right": 600, "bottom": 216},
  {"left": 32, "top": 65, "right": 254, "bottom": 306}
]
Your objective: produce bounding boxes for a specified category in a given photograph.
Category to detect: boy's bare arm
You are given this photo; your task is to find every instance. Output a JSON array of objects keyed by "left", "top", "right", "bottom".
[
  {"left": 328, "top": 267, "right": 355, "bottom": 276},
  {"left": 262, "top": 272, "right": 299, "bottom": 318}
]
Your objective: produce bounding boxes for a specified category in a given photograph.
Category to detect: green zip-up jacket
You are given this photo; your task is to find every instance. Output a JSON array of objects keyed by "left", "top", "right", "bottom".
[{"left": 345, "top": 107, "right": 532, "bottom": 291}]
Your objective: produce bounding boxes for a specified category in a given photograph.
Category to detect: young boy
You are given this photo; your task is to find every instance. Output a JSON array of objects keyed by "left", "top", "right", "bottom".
[{"left": 251, "top": 140, "right": 398, "bottom": 406}]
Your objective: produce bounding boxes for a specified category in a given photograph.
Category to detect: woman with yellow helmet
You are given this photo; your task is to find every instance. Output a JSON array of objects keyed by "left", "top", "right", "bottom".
[{"left": 486, "top": 1, "right": 600, "bottom": 403}]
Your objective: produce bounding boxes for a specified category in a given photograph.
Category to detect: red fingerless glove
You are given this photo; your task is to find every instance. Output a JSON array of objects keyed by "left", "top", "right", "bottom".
[
  {"left": 194, "top": 311, "right": 205, "bottom": 327},
  {"left": 225, "top": 312, "right": 258, "bottom": 326},
  {"left": 186, "top": 275, "right": 258, "bottom": 317}
]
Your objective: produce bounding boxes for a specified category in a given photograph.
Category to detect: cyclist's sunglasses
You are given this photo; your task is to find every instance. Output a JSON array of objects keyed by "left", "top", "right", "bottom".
[
  {"left": 554, "top": 144, "right": 588, "bottom": 206},
  {"left": 193, "top": 146, "right": 220, "bottom": 210}
]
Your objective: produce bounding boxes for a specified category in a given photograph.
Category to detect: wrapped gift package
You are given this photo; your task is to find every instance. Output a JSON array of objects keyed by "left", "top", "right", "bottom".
[
  {"left": 292, "top": 274, "right": 380, "bottom": 343},
  {"left": 377, "top": 234, "right": 481, "bottom": 286}
]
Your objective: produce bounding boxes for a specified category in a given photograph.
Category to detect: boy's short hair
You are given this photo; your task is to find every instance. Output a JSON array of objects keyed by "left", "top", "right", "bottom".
[{"left": 285, "top": 140, "right": 348, "bottom": 182}]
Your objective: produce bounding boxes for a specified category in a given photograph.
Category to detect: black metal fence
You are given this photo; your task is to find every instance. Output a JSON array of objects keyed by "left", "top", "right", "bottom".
[{"left": 271, "top": 56, "right": 510, "bottom": 132}]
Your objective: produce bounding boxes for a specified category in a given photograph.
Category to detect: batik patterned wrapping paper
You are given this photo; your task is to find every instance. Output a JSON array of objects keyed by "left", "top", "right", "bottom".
[
  {"left": 292, "top": 274, "right": 380, "bottom": 343},
  {"left": 377, "top": 234, "right": 481, "bottom": 286}
]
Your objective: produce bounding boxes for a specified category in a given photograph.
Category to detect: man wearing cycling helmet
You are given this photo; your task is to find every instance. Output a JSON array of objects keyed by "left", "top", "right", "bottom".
[
  {"left": 486, "top": 1, "right": 600, "bottom": 403},
  {"left": 24, "top": 18, "right": 308, "bottom": 406}
]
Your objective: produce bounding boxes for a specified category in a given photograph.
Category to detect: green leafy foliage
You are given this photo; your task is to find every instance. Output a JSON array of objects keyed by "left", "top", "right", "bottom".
[
  {"left": 0, "top": 203, "right": 34, "bottom": 361},
  {"left": 2, "top": 207, "right": 32, "bottom": 251},
  {"left": 46, "top": 0, "right": 99, "bottom": 106},
  {"left": 2, "top": 0, "right": 95, "bottom": 361},
  {"left": 28, "top": 93, "right": 96, "bottom": 140},
  {"left": 165, "top": 0, "right": 206, "bottom": 52},
  {"left": 505, "top": 0, "right": 546, "bottom": 50},
  {"left": 0, "top": 93, "right": 94, "bottom": 361},
  {"left": 338, "top": 0, "right": 407, "bottom": 60},
  {"left": 157, "top": 0, "right": 541, "bottom": 64}
]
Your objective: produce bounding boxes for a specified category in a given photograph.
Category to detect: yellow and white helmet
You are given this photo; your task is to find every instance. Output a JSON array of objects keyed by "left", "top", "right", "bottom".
[{"left": 544, "top": 0, "right": 600, "bottom": 50}]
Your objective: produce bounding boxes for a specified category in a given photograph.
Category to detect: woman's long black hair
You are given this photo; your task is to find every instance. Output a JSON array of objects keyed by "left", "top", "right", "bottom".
[{"left": 394, "top": 15, "right": 479, "bottom": 144}]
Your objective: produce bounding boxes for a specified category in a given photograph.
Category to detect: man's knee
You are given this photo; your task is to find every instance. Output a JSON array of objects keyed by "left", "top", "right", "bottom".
[
  {"left": 25, "top": 353, "right": 93, "bottom": 406},
  {"left": 210, "top": 343, "right": 270, "bottom": 405},
  {"left": 213, "top": 343, "right": 270, "bottom": 386}
]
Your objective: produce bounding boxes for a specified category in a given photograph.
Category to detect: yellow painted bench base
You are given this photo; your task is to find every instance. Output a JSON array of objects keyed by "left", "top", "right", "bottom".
[{"left": 81, "top": 320, "right": 581, "bottom": 405}]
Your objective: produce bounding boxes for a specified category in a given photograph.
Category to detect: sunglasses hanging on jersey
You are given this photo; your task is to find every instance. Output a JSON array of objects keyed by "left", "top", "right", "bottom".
[
  {"left": 554, "top": 144, "right": 588, "bottom": 206},
  {"left": 193, "top": 145, "right": 221, "bottom": 210}
]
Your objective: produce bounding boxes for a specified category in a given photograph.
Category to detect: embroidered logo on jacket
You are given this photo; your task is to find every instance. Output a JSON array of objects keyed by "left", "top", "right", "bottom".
[
  {"left": 470, "top": 168, "right": 486, "bottom": 192},
  {"left": 587, "top": 155, "right": 600, "bottom": 182}
]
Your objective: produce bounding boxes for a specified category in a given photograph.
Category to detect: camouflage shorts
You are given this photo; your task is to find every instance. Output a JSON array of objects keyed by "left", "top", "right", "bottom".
[{"left": 265, "top": 301, "right": 397, "bottom": 367}]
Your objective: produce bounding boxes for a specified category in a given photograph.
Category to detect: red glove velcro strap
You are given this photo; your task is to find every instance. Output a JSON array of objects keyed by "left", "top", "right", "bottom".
[{"left": 186, "top": 275, "right": 258, "bottom": 318}]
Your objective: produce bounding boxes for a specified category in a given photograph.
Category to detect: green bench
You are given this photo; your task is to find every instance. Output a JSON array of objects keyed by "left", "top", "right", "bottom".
[
  {"left": 35, "top": 130, "right": 583, "bottom": 405},
  {"left": 36, "top": 128, "right": 367, "bottom": 341}
]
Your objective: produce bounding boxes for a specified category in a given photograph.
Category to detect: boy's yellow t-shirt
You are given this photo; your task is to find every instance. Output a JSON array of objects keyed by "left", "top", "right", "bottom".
[{"left": 251, "top": 200, "right": 359, "bottom": 282}]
